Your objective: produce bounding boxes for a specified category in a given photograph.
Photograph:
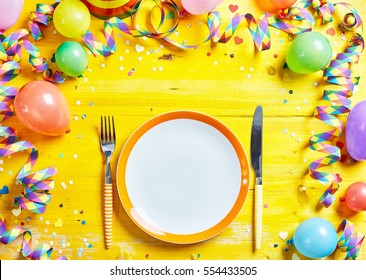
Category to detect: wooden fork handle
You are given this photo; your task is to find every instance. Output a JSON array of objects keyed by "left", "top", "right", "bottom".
[{"left": 104, "top": 183, "right": 113, "bottom": 249}]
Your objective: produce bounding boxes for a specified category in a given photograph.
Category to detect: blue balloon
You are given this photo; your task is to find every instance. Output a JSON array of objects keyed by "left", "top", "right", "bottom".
[{"left": 293, "top": 218, "right": 338, "bottom": 259}]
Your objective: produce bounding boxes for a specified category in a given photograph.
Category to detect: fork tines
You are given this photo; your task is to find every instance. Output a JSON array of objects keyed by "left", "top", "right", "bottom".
[{"left": 100, "top": 116, "right": 115, "bottom": 142}]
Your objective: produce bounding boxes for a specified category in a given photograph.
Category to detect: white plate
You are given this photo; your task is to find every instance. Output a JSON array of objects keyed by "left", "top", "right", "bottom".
[{"left": 117, "top": 111, "right": 249, "bottom": 243}]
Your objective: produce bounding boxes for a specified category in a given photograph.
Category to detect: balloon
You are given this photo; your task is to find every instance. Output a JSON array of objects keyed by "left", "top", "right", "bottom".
[
  {"left": 181, "top": 0, "right": 224, "bottom": 15},
  {"left": 286, "top": 32, "right": 332, "bottom": 74},
  {"left": 0, "top": 0, "right": 24, "bottom": 30},
  {"left": 270, "top": 0, "right": 297, "bottom": 10},
  {"left": 55, "top": 41, "right": 88, "bottom": 77},
  {"left": 53, "top": 0, "right": 91, "bottom": 38},
  {"left": 345, "top": 182, "right": 366, "bottom": 212},
  {"left": 346, "top": 100, "right": 366, "bottom": 160},
  {"left": 14, "top": 81, "right": 71, "bottom": 136},
  {"left": 256, "top": 0, "right": 280, "bottom": 13},
  {"left": 81, "top": 0, "right": 138, "bottom": 20},
  {"left": 293, "top": 218, "right": 338, "bottom": 259}
]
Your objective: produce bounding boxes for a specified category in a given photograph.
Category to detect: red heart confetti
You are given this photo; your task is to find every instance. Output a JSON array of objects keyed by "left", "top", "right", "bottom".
[
  {"left": 234, "top": 36, "right": 243, "bottom": 45},
  {"left": 229, "top": 4, "right": 239, "bottom": 13},
  {"left": 326, "top": 28, "right": 336, "bottom": 36},
  {"left": 336, "top": 141, "right": 345, "bottom": 149}
]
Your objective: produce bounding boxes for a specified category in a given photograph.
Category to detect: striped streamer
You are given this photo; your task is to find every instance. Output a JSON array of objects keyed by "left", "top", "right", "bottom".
[
  {"left": 0, "top": 29, "right": 65, "bottom": 84},
  {"left": 337, "top": 220, "right": 365, "bottom": 260},
  {"left": 28, "top": 0, "right": 60, "bottom": 41},
  {"left": 0, "top": 126, "right": 57, "bottom": 214},
  {"left": 1, "top": 32, "right": 58, "bottom": 214},
  {"left": 0, "top": 214, "right": 66, "bottom": 260},
  {"left": 309, "top": 28, "right": 364, "bottom": 208},
  {"left": 81, "top": 0, "right": 315, "bottom": 54}
]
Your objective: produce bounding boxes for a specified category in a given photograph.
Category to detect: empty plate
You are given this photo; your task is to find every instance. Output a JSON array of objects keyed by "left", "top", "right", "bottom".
[{"left": 117, "top": 111, "right": 250, "bottom": 243}]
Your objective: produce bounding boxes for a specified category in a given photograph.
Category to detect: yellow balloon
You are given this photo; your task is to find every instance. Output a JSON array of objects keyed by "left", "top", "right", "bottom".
[{"left": 53, "top": 0, "right": 91, "bottom": 38}]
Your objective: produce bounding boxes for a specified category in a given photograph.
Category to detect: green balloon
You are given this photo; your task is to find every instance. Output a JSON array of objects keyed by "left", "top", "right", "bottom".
[
  {"left": 286, "top": 32, "right": 332, "bottom": 74},
  {"left": 55, "top": 41, "right": 88, "bottom": 77}
]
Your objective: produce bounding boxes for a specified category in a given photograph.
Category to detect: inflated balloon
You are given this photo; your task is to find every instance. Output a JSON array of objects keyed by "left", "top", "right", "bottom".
[
  {"left": 293, "top": 218, "right": 338, "bottom": 259},
  {"left": 345, "top": 182, "right": 366, "bottom": 212},
  {"left": 257, "top": 0, "right": 279, "bottom": 13},
  {"left": 0, "top": 0, "right": 24, "bottom": 30},
  {"left": 55, "top": 41, "right": 88, "bottom": 77},
  {"left": 286, "top": 32, "right": 332, "bottom": 74},
  {"left": 181, "top": 0, "right": 223, "bottom": 15},
  {"left": 270, "top": 0, "right": 297, "bottom": 10},
  {"left": 53, "top": 0, "right": 91, "bottom": 38},
  {"left": 14, "top": 81, "right": 71, "bottom": 136},
  {"left": 346, "top": 100, "right": 366, "bottom": 161},
  {"left": 81, "top": 0, "right": 138, "bottom": 19}
]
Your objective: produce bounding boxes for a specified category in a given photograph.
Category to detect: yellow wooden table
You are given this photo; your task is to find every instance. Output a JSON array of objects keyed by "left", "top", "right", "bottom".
[{"left": 1, "top": 0, "right": 366, "bottom": 260}]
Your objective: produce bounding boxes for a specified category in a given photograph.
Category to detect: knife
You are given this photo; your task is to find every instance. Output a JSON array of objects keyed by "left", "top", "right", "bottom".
[{"left": 250, "top": 105, "right": 263, "bottom": 250}]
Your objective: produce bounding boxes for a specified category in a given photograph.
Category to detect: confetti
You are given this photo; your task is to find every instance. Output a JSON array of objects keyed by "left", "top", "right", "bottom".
[
  {"left": 54, "top": 218, "right": 63, "bottom": 228},
  {"left": 279, "top": 232, "right": 289, "bottom": 240},
  {"left": 11, "top": 208, "right": 21, "bottom": 217},
  {"left": 0, "top": 186, "right": 9, "bottom": 195}
]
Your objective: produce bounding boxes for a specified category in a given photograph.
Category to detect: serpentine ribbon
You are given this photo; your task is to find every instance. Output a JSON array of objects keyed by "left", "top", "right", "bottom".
[
  {"left": 1, "top": 0, "right": 364, "bottom": 260},
  {"left": 0, "top": 214, "right": 66, "bottom": 260}
]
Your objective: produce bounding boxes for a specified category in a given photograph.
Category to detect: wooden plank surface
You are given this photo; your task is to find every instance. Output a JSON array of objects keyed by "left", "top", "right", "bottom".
[{"left": 1, "top": 0, "right": 366, "bottom": 260}]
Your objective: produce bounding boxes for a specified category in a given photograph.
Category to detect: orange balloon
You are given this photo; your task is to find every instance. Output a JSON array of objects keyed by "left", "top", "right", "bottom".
[
  {"left": 256, "top": 0, "right": 278, "bottom": 13},
  {"left": 14, "top": 81, "right": 71, "bottom": 136},
  {"left": 270, "top": 0, "right": 297, "bottom": 10}
]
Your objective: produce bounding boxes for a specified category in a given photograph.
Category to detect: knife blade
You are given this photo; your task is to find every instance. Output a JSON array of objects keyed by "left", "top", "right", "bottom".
[{"left": 250, "top": 105, "right": 263, "bottom": 250}]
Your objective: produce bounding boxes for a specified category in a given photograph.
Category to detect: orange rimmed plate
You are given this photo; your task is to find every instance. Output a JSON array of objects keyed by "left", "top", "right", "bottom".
[{"left": 117, "top": 111, "right": 250, "bottom": 244}]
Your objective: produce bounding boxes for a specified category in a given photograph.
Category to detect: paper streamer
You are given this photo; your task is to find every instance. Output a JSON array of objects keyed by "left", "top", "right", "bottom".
[
  {"left": 1, "top": 31, "right": 59, "bottom": 214},
  {"left": 28, "top": 0, "right": 60, "bottom": 41},
  {"left": 0, "top": 125, "right": 57, "bottom": 214},
  {"left": 78, "top": 0, "right": 315, "bottom": 54},
  {"left": 0, "top": 29, "right": 65, "bottom": 84},
  {"left": 309, "top": 3, "right": 364, "bottom": 208},
  {"left": 337, "top": 219, "right": 365, "bottom": 260},
  {"left": 1, "top": 0, "right": 364, "bottom": 259},
  {"left": 0, "top": 213, "right": 66, "bottom": 260}
]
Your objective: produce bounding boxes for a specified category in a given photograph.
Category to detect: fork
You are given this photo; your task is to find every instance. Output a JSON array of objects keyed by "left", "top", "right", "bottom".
[{"left": 100, "top": 116, "right": 116, "bottom": 249}]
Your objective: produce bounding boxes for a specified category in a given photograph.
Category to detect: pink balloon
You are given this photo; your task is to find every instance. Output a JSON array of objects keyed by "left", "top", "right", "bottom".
[
  {"left": 181, "top": 0, "right": 223, "bottom": 15},
  {"left": 345, "top": 182, "right": 366, "bottom": 212},
  {"left": 14, "top": 81, "right": 71, "bottom": 136},
  {"left": 0, "top": 0, "right": 24, "bottom": 30}
]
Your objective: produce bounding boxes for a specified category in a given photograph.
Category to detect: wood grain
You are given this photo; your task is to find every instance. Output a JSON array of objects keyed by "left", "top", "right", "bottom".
[{"left": 1, "top": 0, "right": 365, "bottom": 260}]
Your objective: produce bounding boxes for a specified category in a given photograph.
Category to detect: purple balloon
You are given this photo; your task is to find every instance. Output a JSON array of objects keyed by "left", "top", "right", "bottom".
[{"left": 346, "top": 100, "right": 366, "bottom": 161}]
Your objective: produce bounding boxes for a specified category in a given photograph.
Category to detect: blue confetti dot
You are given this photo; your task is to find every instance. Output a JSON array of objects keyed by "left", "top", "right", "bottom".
[{"left": 81, "top": 220, "right": 86, "bottom": 225}]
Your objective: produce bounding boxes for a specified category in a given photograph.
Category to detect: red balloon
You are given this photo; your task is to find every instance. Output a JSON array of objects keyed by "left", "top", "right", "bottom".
[
  {"left": 14, "top": 81, "right": 71, "bottom": 136},
  {"left": 345, "top": 182, "right": 366, "bottom": 212},
  {"left": 270, "top": 0, "right": 297, "bottom": 9}
]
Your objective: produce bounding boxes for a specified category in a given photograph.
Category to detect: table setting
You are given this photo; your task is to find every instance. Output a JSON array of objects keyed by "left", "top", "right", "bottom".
[{"left": 1, "top": 0, "right": 366, "bottom": 261}]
